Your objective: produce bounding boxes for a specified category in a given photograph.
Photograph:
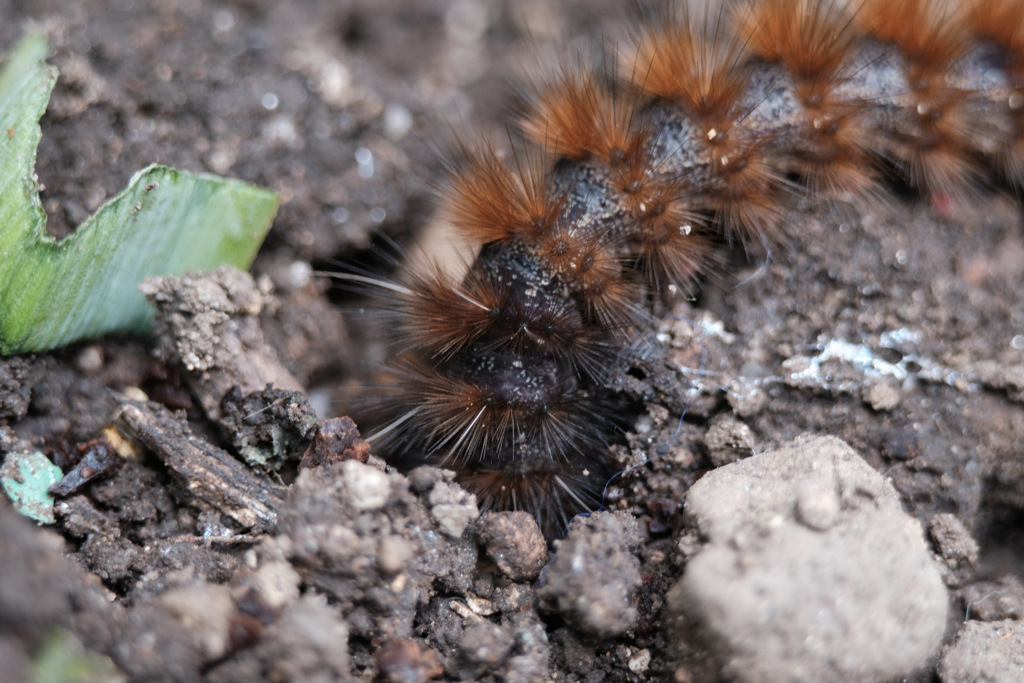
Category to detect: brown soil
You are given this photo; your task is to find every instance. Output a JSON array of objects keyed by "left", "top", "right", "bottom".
[{"left": 2, "top": 1, "right": 1023, "bottom": 681}]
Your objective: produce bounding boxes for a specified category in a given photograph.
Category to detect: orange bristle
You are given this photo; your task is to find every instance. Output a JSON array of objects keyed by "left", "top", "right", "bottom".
[
  {"left": 520, "top": 68, "right": 641, "bottom": 164},
  {"left": 591, "top": 116, "right": 698, "bottom": 240},
  {"left": 531, "top": 220, "right": 597, "bottom": 279},
  {"left": 628, "top": 196, "right": 714, "bottom": 290},
  {"left": 856, "top": 0, "right": 969, "bottom": 68},
  {"left": 399, "top": 264, "right": 504, "bottom": 360},
  {"left": 605, "top": 128, "right": 694, "bottom": 226},
  {"left": 738, "top": 0, "right": 857, "bottom": 82},
  {"left": 625, "top": 8, "right": 750, "bottom": 123},
  {"left": 521, "top": 219, "right": 641, "bottom": 331},
  {"left": 885, "top": 105, "right": 984, "bottom": 198},
  {"left": 573, "top": 252, "right": 644, "bottom": 332},
  {"left": 702, "top": 128, "right": 790, "bottom": 247},
  {"left": 402, "top": 365, "right": 493, "bottom": 465},
  {"left": 965, "top": 0, "right": 1024, "bottom": 185},
  {"left": 495, "top": 292, "right": 608, "bottom": 376},
  {"left": 785, "top": 97, "right": 883, "bottom": 201},
  {"left": 396, "top": 355, "right": 588, "bottom": 467},
  {"left": 446, "top": 144, "right": 563, "bottom": 245},
  {"left": 736, "top": 0, "right": 880, "bottom": 201},
  {"left": 626, "top": 9, "right": 790, "bottom": 246},
  {"left": 966, "top": 0, "right": 1024, "bottom": 58},
  {"left": 856, "top": 0, "right": 982, "bottom": 199}
]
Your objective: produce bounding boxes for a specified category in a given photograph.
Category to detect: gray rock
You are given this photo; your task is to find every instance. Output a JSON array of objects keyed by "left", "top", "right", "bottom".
[
  {"left": 671, "top": 435, "right": 948, "bottom": 683},
  {"left": 278, "top": 460, "right": 477, "bottom": 640}
]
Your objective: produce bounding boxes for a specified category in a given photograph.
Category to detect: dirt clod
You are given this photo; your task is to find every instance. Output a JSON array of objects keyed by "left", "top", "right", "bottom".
[
  {"left": 277, "top": 460, "right": 478, "bottom": 642},
  {"left": 111, "top": 604, "right": 204, "bottom": 682},
  {"left": 703, "top": 414, "right": 756, "bottom": 467},
  {"left": 219, "top": 385, "right": 318, "bottom": 470},
  {"left": 929, "top": 513, "right": 980, "bottom": 587},
  {"left": 244, "top": 594, "right": 350, "bottom": 683},
  {"left": 452, "top": 620, "right": 513, "bottom": 679},
  {"left": 0, "top": 357, "right": 42, "bottom": 421},
  {"left": 963, "top": 575, "right": 1024, "bottom": 622},
  {"left": 427, "top": 479, "right": 480, "bottom": 539},
  {"left": 142, "top": 266, "right": 303, "bottom": 420},
  {"left": 155, "top": 581, "right": 235, "bottom": 660},
  {"left": 938, "top": 620, "right": 1024, "bottom": 682},
  {"left": 539, "top": 511, "right": 642, "bottom": 639},
  {"left": 865, "top": 380, "right": 901, "bottom": 412}
]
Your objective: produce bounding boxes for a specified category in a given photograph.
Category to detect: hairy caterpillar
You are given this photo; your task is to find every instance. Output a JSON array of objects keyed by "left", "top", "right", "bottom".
[{"left": 352, "top": 0, "right": 1024, "bottom": 539}]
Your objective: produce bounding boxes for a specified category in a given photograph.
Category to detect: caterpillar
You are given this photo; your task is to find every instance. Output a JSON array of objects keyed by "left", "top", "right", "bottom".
[{"left": 351, "top": 0, "right": 1024, "bottom": 539}]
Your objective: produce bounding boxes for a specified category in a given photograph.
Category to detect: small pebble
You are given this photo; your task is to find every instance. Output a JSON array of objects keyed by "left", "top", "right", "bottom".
[
  {"left": 475, "top": 511, "right": 548, "bottom": 582},
  {"left": 628, "top": 648, "right": 652, "bottom": 674},
  {"left": 75, "top": 345, "right": 104, "bottom": 373},
  {"left": 796, "top": 480, "right": 840, "bottom": 531},
  {"left": 342, "top": 460, "right": 390, "bottom": 511},
  {"left": 866, "top": 382, "right": 900, "bottom": 411},
  {"left": 378, "top": 535, "right": 412, "bottom": 576},
  {"left": 539, "top": 512, "right": 641, "bottom": 639}
]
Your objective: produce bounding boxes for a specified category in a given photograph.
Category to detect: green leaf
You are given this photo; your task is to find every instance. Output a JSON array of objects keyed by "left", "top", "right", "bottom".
[{"left": 0, "top": 34, "right": 279, "bottom": 355}]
